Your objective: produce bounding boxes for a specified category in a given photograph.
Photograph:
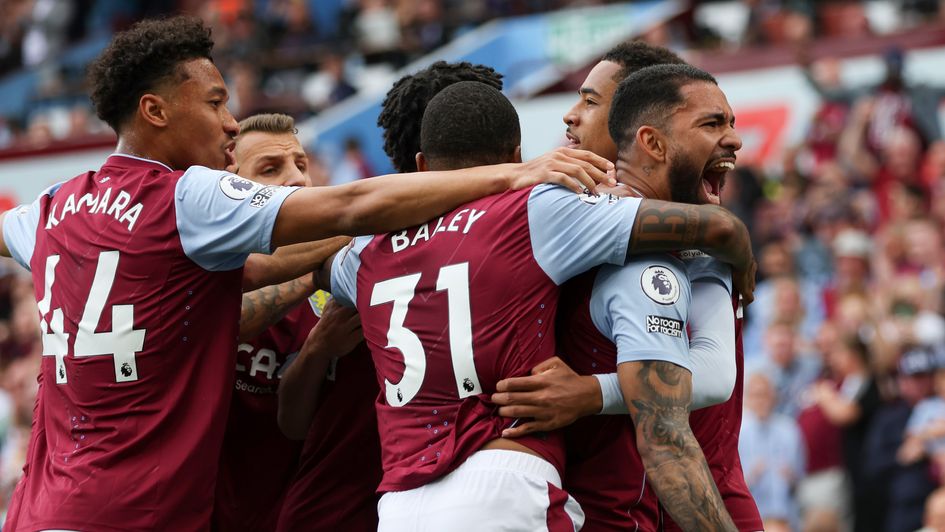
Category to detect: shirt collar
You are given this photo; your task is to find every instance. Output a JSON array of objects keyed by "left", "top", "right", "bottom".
[{"left": 105, "top": 153, "right": 174, "bottom": 172}]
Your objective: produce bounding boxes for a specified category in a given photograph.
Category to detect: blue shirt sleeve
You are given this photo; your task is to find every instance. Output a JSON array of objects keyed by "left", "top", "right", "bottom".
[
  {"left": 681, "top": 251, "right": 733, "bottom": 293},
  {"left": 589, "top": 255, "right": 692, "bottom": 370},
  {"left": 2, "top": 183, "right": 63, "bottom": 271},
  {"left": 526, "top": 184, "right": 641, "bottom": 285},
  {"left": 330, "top": 236, "right": 371, "bottom": 308},
  {"left": 175, "top": 167, "right": 299, "bottom": 271}
]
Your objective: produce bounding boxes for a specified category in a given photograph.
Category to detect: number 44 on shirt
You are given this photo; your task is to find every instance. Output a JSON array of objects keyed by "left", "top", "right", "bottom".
[{"left": 38, "top": 250, "right": 146, "bottom": 384}]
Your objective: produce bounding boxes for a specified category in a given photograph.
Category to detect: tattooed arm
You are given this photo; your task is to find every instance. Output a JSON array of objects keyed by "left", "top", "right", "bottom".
[
  {"left": 240, "top": 236, "right": 352, "bottom": 341},
  {"left": 239, "top": 276, "right": 314, "bottom": 342},
  {"left": 618, "top": 361, "right": 736, "bottom": 532},
  {"left": 630, "top": 200, "right": 755, "bottom": 302},
  {"left": 243, "top": 236, "right": 351, "bottom": 292}
]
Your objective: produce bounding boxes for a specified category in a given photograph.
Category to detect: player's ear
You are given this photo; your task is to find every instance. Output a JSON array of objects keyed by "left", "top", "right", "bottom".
[
  {"left": 512, "top": 145, "right": 522, "bottom": 164},
  {"left": 637, "top": 126, "right": 666, "bottom": 163},
  {"left": 139, "top": 93, "right": 169, "bottom": 129},
  {"left": 415, "top": 152, "right": 428, "bottom": 172}
]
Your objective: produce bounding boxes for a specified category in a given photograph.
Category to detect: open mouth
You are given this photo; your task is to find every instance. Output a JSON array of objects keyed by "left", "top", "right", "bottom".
[{"left": 700, "top": 159, "right": 735, "bottom": 205}]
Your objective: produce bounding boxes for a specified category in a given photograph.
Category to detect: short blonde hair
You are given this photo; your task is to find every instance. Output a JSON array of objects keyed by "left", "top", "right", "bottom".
[{"left": 237, "top": 113, "right": 297, "bottom": 137}]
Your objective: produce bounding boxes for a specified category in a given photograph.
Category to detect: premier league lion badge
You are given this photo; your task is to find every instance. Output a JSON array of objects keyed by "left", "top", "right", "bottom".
[
  {"left": 219, "top": 174, "right": 260, "bottom": 200},
  {"left": 641, "top": 265, "right": 680, "bottom": 305}
]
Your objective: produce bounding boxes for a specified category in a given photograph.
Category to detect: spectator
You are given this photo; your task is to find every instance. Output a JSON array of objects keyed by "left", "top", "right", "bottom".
[
  {"left": 752, "top": 319, "right": 822, "bottom": 417},
  {"left": 900, "top": 350, "right": 945, "bottom": 475},
  {"left": 863, "top": 347, "right": 938, "bottom": 532},
  {"left": 810, "top": 336, "right": 883, "bottom": 532},
  {"left": 740, "top": 370, "right": 806, "bottom": 528}
]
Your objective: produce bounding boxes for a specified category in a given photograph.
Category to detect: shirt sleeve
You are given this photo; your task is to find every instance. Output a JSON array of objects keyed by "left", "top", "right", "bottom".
[
  {"left": 175, "top": 167, "right": 300, "bottom": 271},
  {"left": 526, "top": 184, "right": 642, "bottom": 285},
  {"left": 683, "top": 252, "right": 733, "bottom": 292},
  {"left": 330, "top": 236, "right": 370, "bottom": 308},
  {"left": 595, "top": 372, "right": 628, "bottom": 415},
  {"left": 2, "top": 183, "right": 63, "bottom": 271},
  {"left": 589, "top": 255, "right": 692, "bottom": 370},
  {"left": 688, "top": 280, "right": 737, "bottom": 409}
]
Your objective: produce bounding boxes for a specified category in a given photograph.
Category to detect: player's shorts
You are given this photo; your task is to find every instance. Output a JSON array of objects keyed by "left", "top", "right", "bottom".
[{"left": 377, "top": 449, "right": 584, "bottom": 531}]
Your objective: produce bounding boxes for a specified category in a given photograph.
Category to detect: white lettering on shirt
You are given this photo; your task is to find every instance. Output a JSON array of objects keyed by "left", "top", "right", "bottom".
[
  {"left": 44, "top": 187, "right": 144, "bottom": 232},
  {"left": 391, "top": 209, "right": 487, "bottom": 253}
]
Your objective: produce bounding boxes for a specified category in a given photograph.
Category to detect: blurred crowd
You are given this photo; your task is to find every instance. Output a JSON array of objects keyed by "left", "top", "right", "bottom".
[
  {"left": 2, "top": 0, "right": 945, "bottom": 531},
  {"left": 2, "top": 0, "right": 945, "bottom": 151},
  {"left": 729, "top": 42, "right": 945, "bottom": 531},
  {"left": 0, "top": 0, "right": 623, "bottom": 150}
]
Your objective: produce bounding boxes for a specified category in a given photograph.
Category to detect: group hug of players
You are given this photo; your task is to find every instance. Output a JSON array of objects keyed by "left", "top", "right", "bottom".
[{"left": 0, "top": 15, "right": 763, "bottom": 532}]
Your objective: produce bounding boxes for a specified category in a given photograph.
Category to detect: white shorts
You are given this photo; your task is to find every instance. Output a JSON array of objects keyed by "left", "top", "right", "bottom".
[{"left": 378, "top": 449, "right": 584, "bottom": 532}]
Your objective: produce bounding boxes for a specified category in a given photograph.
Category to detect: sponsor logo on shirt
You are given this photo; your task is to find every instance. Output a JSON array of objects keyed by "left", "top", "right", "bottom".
[
  {"left": 676, "top": 249, "right": 709, "bottom": 260},
  {"left": 219, "top": 174, "right": 260, "bottom": 200},
  {"left": 646, "top": 315, "right": 683, "bottom": 338},
  {"left": 641, "top": 265, "right": 680, "bottom": 305},
  {"left": 249, "top": 186, "right": 276, "bottom": 208}
]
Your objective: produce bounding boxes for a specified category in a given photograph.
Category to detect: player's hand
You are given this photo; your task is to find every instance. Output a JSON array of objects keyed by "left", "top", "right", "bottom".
[
  {"left": 733, "top": 258, "right": 756, "bottom": 306},
  {"left": 491, "top": 356, "right": 602, "bottom": 438},
  {"left": 302, "top": 300, "right": 363, "bottom": 360},
  {"left": 507, "top": 147, "right": 616, "bottom": 195}
]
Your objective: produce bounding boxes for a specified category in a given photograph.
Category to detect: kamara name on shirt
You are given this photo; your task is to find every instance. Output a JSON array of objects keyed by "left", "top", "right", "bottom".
[
  {"left": 45, "top": 187, "right": 144, "bottom": 232},
  {"left": 390, "top": 208, "right": 486, "bottom": 253}
]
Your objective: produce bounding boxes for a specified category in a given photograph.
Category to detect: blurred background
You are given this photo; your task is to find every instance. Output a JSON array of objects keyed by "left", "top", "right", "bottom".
[{"left": 0, "top": 0, "right": 945, "bottom": 531}]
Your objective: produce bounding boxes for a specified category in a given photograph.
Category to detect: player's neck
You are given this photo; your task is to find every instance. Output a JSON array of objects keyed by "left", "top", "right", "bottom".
[
  {"left": 115, "top": 137, "right": 174, "bottom": 170},
  {"left": 614, "top": 155, "right": 670, "bottom": 201}
]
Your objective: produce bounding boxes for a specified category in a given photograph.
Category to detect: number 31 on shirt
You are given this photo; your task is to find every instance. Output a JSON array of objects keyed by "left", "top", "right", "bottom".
[{"left": 371, "top": 262, "right": 482, "bottom": 407}]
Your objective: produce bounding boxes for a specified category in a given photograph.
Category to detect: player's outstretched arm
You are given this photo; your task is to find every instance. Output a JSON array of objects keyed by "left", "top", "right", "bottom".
[
  {"left": 277, "top": 300, "right": 363, "bottom": 440},
  {"left": 629, "top": 201, "right": 756, "bottom": 302},
  {"left": 270, "top": 148, "right": 615, "bottom": 249},
  {"left": 618, "top": 360, "right": 737, "bottom": 532},
  {"left": 240, "top": 237, "right": 351, "bottom": 341},
  {"left": 243, "top": 237, "right": 351, "bottom": 292},
  {"left": 239, "top": 276, "right": 313, "bottom": 342}
]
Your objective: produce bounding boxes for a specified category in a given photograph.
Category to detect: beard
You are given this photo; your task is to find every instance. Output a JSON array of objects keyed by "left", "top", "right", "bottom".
[{"left": 667, "top": 150, "right": 703, "bottom": 205}]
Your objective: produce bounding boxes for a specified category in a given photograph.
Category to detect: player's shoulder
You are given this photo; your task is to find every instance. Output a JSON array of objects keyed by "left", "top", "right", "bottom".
[
  {"left": 527, "top": 183, "right": 628, "bottom": 205},
  {"left": 596, "top": 252, "right": 689, "bottom": 304}
]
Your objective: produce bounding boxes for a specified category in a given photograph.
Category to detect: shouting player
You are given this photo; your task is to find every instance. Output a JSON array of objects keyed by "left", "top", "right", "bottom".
[
  {"left": 321, "top": 79, "right": 754, "bottom": 529},
  {"left": 0, "top": 16, "right": 617, "bottom": 531},
  {"left": 493, "top": 42, "right": 762, "bottom": 531}
]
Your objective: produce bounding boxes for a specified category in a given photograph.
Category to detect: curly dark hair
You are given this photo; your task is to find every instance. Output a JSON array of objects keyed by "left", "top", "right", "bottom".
[
  {"left": 377, "top": 61, "right": 503, "bottom": 173},
  {"left": 602, "top": 41, "right": 686, "bottom": 82},
  {"left": 87, "top": 16, "right": 214, "bottom": 133}
]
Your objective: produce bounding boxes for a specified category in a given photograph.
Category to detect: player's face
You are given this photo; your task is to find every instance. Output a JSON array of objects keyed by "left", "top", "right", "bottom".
[
  {"left": 166, "top": 58, "right": 240, "bottom": 171},
  {"left": 563, "top": 61, "right": 621, "bottom": 163},
  {"left": 231, "top": 131, "right": 311, "bottom": 187},
  {"left": 664, "top": 81, "right": 741, "bottom": 205}
]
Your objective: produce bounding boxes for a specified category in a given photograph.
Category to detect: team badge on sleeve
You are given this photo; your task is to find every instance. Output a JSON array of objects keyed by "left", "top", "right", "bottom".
[
  {"left": 641, "top": 265, "right": 680, "bottom": 305},
  {"left": 577, "top": 191, "right": 622, "bottom": 205},
  {"left": 219, "top": 174, "right": 260, "bottom": 200},
  {"left": 308, "top": 290, "right": 333, "bottom": 317}
]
